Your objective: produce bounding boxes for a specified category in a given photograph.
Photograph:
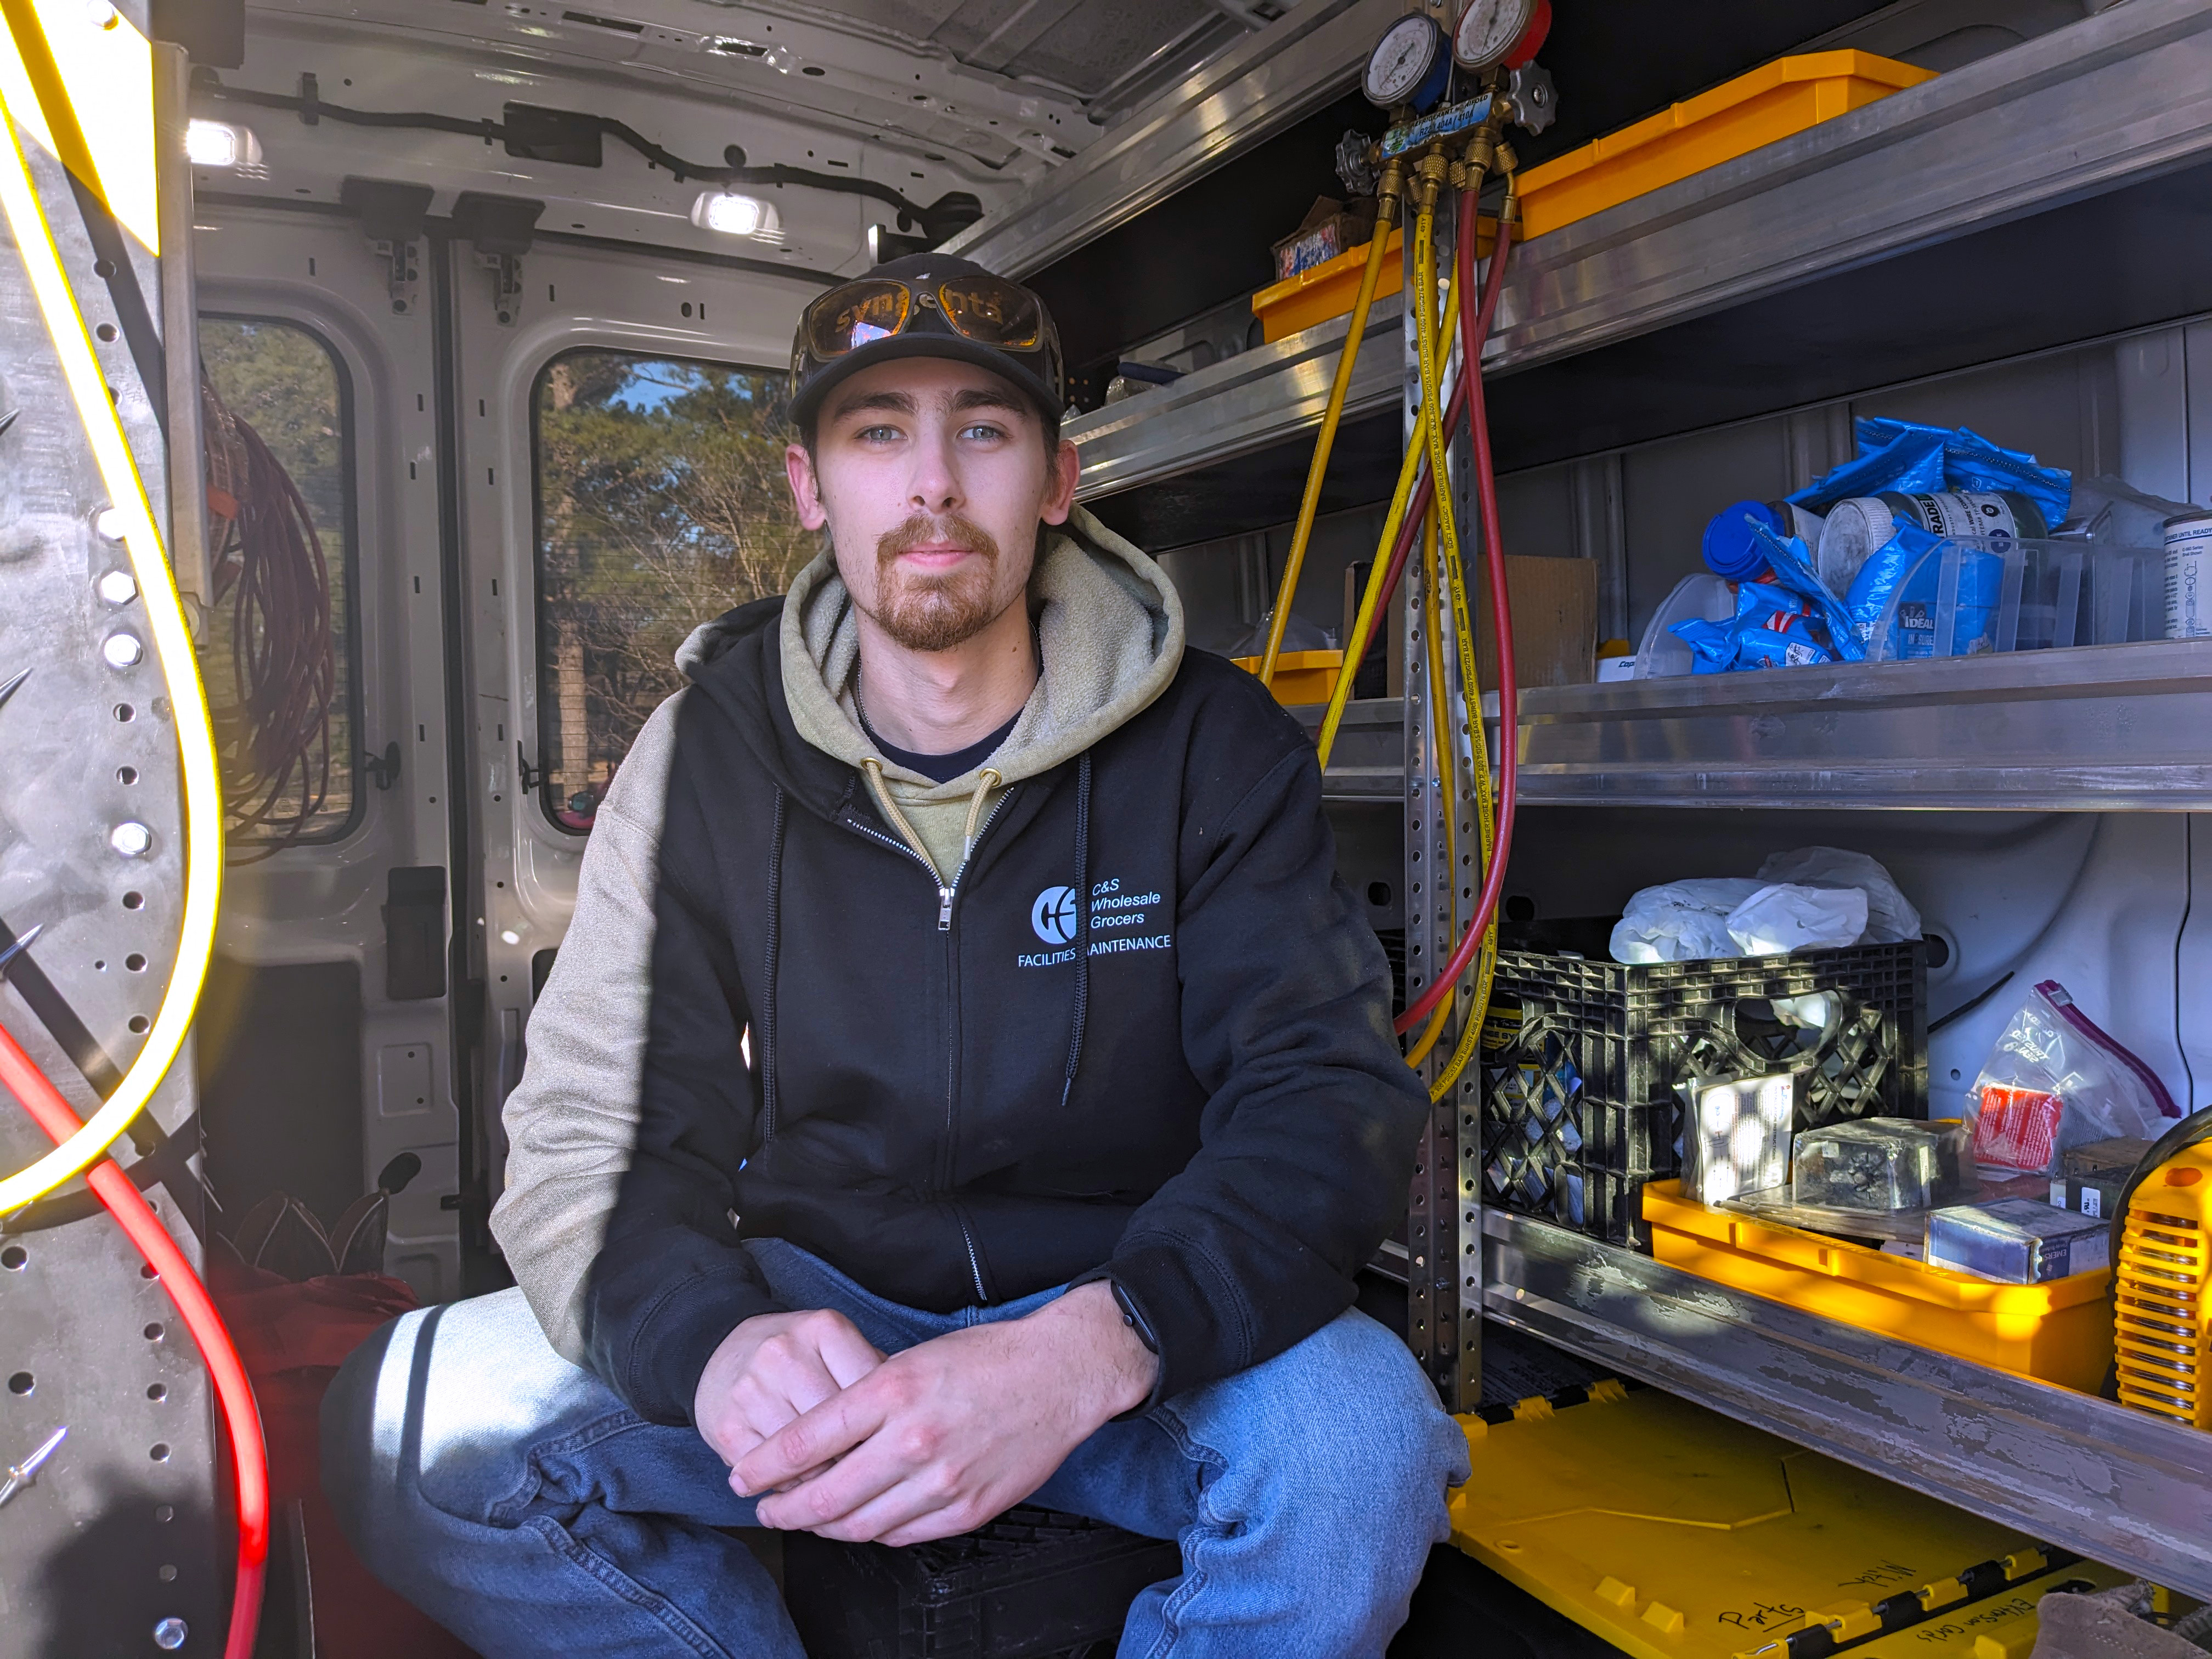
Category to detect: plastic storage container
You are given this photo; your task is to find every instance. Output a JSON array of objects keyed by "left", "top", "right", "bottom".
[
  {"left": 1632, "top": 572, "right": 1735, "bottom": 679},
  {"left": 1515, "top": 52, "right": 1937, "bottom": 240},
  {"left": 783, "top": 1505, "right": 1181, "bottom": 1659},
  {"left": 1229, "top": 647, "right": 1341, "bottom": 706},
  {"left": 1249, "top": 227, "right": 1403, "bottom": 344},
  {"left": 1248, "top": 217, "right": 1497, "bottom": 343},
  {"left": 1642, "top": 1181, "right": 2112, "bottom": 1389},
  {"left": 1480, "top": 942, "right": 1927, "bottom": 1250},
  {"left": 1864, "top": 536, "right": 2166, "bottom": 661}
]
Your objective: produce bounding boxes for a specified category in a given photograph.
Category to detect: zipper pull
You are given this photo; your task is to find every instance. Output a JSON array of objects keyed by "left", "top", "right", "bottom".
[{"left": 938, "top": 887, "right": 954, "bottom": 930}]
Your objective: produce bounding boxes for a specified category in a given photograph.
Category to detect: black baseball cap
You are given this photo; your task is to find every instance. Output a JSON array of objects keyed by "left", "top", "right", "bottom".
[{"left": 788, "top": 253, "right": 1065, "bottom": 435}]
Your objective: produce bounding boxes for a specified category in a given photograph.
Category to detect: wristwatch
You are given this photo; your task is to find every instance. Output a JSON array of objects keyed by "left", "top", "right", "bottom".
[{"left": 1110, "top": 1280, "right": 1159, "bottom": 1355}]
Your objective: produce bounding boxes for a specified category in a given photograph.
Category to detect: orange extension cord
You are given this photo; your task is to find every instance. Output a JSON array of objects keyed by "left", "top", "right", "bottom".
[{"left": 0, "top": 1024, "right": 267, "bottom": 1659}]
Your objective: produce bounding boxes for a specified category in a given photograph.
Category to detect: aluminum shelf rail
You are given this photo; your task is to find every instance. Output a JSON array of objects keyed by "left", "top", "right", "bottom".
[
  {"left": 1484, "top": 0, "right": 2212, "bottom": 379},
  {"left": 1065, "top": 294, "right": 1402, "bottom": 503},
  {"left": 1515, "top": 640, "right": 2212, "bottom": 810},
  {"left": 943, "top": 0, "right": 1395, "bottom": 279},
  {"left": 1483, "top": 1210, "right": 2212, "bottom": 1598},
  {"left": 1294, "top": 696, "right": 1403, "bottom": 801}
]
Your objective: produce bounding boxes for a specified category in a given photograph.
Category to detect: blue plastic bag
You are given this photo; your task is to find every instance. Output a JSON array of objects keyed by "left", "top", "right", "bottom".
[
  {"left": 1747, "top": 523, "right": 1867, "bottom": 662},
  {"left": 1671, "top": 581, "right": 1838, "bottom": 673},
  {"left": 1854, "top": 416, "right": 2072, "bottom": 529},
  {"left": 1787, "top": 426, "right": 1946, "bottom": 514}
]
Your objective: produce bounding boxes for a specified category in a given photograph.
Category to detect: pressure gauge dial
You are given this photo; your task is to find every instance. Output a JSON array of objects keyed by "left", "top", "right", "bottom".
[
  {"left": 1363, "top": 12, "right": 1449, "bottom": 112},
  {"left": 1453, "top": 0, "right": 1550, "bottom": 72}
]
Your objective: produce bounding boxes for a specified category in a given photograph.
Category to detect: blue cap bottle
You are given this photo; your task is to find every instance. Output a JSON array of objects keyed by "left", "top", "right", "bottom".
[{"left": 1702, "top": 499, "right": 1788, "bottom": 580}]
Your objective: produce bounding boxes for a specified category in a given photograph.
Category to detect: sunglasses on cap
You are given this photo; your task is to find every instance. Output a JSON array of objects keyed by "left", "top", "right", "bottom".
[{"left": 795, "top": 272, "right": 1063, "bottom": 398}]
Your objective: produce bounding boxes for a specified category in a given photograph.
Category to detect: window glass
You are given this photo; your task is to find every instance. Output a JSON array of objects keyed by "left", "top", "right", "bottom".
[
  {"left": 196, "top": 317, "right": 359, "bottom": 853},
  {"left": 532, "top": 351, "right": 810, "bottom": 831}
]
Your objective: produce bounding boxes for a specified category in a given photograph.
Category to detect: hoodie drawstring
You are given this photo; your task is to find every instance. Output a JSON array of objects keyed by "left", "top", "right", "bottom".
[
  {"left": 760, "top": 787, "right": 787, "bottom": 1142},
  {"left": 1060, "top": 752, "right": 1092, "bottom": 1110}
]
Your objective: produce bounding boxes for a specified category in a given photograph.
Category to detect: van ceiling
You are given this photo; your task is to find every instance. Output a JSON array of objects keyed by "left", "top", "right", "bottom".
[{"left": 788, "top": 0, "right": 1279, "bottom": 119}]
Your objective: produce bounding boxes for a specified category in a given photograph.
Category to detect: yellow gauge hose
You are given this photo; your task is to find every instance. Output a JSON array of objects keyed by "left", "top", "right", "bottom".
[
  {"left": 0, "top": 46, "right": 225, "bottom": 1211},
  {"left": 1257, "top": 211, "right": 1396, "bottom": 689},
  {"left": 1403, "top": 506, "right": 1455, "bottom": 1070},
  {"left": 1409, "top": 195, "right": 1498, "bottom": 1103},
  {"left": 1313, "top": 270, "right": 1462, "bottom": 771}
]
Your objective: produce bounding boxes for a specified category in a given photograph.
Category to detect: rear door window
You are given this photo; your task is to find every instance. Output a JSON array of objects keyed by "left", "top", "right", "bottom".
[{"left": 531, "top": 350, "right": 811, "bottom": 831}]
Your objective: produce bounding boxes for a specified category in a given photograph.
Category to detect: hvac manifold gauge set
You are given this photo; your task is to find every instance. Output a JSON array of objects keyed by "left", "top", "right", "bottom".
[{"left": 1361, "top": 2, "right": 1556, "bottom": 161}]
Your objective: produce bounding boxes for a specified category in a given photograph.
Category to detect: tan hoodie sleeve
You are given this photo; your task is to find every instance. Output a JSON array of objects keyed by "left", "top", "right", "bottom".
[{"left": 488, "top": 693, "right": 682, "bottom": 1366}]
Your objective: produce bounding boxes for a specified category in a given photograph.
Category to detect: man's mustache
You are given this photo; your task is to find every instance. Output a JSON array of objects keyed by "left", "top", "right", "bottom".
[{"left": 877, "top": 514, "right": 1002, "bottom": 571}]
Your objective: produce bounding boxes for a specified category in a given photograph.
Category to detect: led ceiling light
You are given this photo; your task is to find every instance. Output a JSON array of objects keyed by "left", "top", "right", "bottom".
[
  {"left": 690, "top": 189, "right": 777, "bottom": 238},
  {"left": 184, "top": 119, "right": 259, "bottom": 168}
]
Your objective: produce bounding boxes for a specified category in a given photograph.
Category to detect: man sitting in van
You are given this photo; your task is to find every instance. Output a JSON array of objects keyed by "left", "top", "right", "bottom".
[{"left": 325, "top": 253, "right": 1466, "bottom": 1657}]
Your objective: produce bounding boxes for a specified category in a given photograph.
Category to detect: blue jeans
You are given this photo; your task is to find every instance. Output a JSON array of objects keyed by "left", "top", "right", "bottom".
[{"left": 322, "top": 1240, "right": 1469, "bottom": 1658}]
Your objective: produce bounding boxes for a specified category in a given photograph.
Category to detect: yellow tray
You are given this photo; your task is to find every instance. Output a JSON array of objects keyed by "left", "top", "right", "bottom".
[
  {"left": 1249, "top": 218, "right": 1498, "bottom": 344},
  {"left": 1250, "top": 228, "right": 1403, "bottom": 345},
  {"left": 1517, "top": 50, "right": 1937, "bottom": 239},
  {"left": 1643, "top": 1181, "right": 2111, "bottom": 1392},
  {"left": 1451, "top": 1386, "right": 2127, "bottom": 1659},
  {"left": 1231, "top": 648, "right": 1342, "bottom": 708}
]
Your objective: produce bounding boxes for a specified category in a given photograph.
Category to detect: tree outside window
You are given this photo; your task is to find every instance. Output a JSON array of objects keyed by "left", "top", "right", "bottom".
[{"left": 533, "top": 351, "right": 814, "bottom": 831}]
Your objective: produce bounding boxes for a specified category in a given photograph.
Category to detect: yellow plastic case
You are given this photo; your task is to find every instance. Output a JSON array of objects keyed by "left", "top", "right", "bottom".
[
  {"left": 1230, "top": 648, "right": 1342, "bottom": 707},
  {"left": 1248, "top": 218, "right": 1498, "bottom": 344},
  {"left": 1250, "top": 228, "right": 1404, "bottom": 345},
  {"left": 1516, "top": 51, "right": 1938, "bottom": 239},
  {"left": 1451, "top": 1386, "right": 2127, "bottom": 1659},
  {"left": 1642, "top": 1181, "right": 2112, "bottom": 1392}
]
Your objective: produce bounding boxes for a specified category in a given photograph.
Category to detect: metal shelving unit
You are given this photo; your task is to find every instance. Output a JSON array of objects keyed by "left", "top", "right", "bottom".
[
  {"left": 1307, "top": 640, "right": 2212, "bottom": 811},
  {"left": 945, "top": 0, "right": 2212, "bottom": 1595},
  {"left": 1059, "top": 0, "right": 2212, "bottom": 520},
  {"left": 1067, "top": 296, "right": 1401, "bottom": 504}
]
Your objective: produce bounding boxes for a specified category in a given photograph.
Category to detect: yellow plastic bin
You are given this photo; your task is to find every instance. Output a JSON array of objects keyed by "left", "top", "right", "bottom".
[
  {"left": 1641, "top": 1180, "right": 2112, "bottom": 1392},
  {"left": 1250, "top": 229, "right": 1403, "bottom": 344},
  {"left": 1249, "top": 218, "right": 1497, "bottom": 344},
  {"left": 1231, "top": 649, "right": 1341, "bottom": 707},
  {"left": 1517, "top": 50, "right": 1937, "bottom": 239}
]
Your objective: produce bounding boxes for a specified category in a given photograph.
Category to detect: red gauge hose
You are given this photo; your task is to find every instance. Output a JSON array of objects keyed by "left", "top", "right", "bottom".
[
  {"left": 1394, "top": 191, "right": 1520, "bottom": 1037},
  {"left": 0, "top": 1025, "right": 267, "bottom": 1659}
]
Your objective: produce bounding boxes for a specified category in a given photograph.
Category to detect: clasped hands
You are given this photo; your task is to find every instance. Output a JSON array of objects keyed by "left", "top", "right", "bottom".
[{"left": 692, "top": 1280, "right": 1158, "bottom": 1547}]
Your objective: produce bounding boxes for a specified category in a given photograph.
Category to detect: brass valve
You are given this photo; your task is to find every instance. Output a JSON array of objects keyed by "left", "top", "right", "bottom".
[
  {"left": 1410, "top": 147, "right": 1451, "bottom": 214},
  {"left": 1375, "top": 155, "right": 1408, "bottom": 226},
  {"left": 1462, "top": 125, "right": 1501, "bottom": 178}
]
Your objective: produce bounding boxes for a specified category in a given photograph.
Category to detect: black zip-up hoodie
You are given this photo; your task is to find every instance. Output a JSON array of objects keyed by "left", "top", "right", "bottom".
[{"left": 489, "top": 511, "right": 1426, "bottom": 1425}]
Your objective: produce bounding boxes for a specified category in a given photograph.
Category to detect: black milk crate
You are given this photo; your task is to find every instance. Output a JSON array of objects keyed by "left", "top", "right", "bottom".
[
  {"left": 1478, "top": 940, "right": 1927, "bottom": 1250},
  {"left": 783, "top": 1505, "right": 1181, "bottom": 1659}
]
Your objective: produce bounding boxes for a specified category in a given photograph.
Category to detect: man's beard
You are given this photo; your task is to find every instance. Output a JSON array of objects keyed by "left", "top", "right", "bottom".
[{"left": 864, "top": 512, "right": 1011, "bottom": 652}]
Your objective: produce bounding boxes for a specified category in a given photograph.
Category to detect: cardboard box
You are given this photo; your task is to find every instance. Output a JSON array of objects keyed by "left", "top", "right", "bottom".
[
  {"left": 1475, "top": 555, "right": 1599, "bottom": 691},
  {"left": 1270, "top": 195, "right": 1379, "bottom": 283}
]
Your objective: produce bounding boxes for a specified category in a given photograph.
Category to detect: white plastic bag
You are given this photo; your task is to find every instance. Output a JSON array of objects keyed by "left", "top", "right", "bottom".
[
  {"left": 1754, "top": 847, "right": 1921, "bottom": 945},
  {"left": 1725, "top": 883, "right": 1868, "bottom": 957},
  {"left": 1608, "top": 878, "right": 1764, "bottom": 964}
]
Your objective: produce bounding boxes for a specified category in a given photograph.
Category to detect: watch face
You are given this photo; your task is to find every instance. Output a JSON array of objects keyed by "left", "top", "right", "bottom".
[
  {"left": 1365, "top": 14, "right": 1441, "bottom": 105},
  {"left": 1454, "top": 0, "right": 1533, "bottom": 68}
]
